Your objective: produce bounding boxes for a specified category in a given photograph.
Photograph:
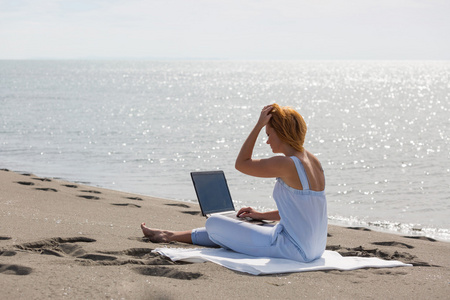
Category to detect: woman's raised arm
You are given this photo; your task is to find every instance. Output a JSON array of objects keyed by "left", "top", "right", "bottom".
[{"left": 235, "top": 105, "right": 292, "bottom": 178}]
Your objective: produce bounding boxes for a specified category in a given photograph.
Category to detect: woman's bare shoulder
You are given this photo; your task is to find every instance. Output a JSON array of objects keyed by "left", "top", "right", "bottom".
[
  {"left": 302, "top": 151, "right": 325, "bottom": 190},
  {"left": 303, "top": 151, "right": 324, "bottom": 172}
]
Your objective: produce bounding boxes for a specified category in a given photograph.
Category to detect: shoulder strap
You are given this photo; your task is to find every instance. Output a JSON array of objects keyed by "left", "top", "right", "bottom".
[{"left": 290, "top": 156, "right": 310, "bottom": 190}]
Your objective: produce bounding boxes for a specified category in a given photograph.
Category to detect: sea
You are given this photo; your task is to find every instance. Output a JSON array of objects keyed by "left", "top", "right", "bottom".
[{"left": 1, "top": 60, "right": 449, "bottom": 241}]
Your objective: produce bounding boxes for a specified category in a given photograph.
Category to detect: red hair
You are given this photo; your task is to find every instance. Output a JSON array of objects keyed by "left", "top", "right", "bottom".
[{"left": 268, "top": 103, "right": 307, "bottom": 152}]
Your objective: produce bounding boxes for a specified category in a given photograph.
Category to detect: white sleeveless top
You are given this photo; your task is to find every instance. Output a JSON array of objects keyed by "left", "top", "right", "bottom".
[{"left": 271, "top": 156, "right": 328, "bottom": 262}]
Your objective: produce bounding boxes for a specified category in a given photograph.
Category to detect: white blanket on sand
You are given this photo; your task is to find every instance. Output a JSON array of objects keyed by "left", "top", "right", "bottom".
[{"left": 154, "top": 248, "right": 412, "bottom": 275}]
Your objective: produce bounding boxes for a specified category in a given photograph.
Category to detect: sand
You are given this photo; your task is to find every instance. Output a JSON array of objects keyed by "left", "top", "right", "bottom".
[{"left": 0, "top": 168, "right": 449, "bottom": 299}]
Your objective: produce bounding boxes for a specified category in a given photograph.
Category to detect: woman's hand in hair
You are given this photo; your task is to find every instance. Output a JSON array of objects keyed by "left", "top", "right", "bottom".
[{"left": 256, "top": 105, "right": 273, "bottom": 128}]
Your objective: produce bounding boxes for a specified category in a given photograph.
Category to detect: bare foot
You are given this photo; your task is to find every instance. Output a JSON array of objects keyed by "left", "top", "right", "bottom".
[{"left": 141, "top": 222, "right": 173, "bottom": 243}]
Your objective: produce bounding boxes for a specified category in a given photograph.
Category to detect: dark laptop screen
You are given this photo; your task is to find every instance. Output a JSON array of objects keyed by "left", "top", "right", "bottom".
[{"left": 191, "top": 171, "right": 235, "bottom": 215}]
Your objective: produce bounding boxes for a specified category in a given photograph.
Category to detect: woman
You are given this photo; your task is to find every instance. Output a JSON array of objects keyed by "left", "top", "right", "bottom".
[{"left": 141, "top": 104, "right": 327, "bottom": 262}]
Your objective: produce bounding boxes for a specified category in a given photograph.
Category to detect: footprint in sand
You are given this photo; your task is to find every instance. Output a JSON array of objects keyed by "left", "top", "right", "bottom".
[
  {"left": 327, "top": 244, "right": 437, "bottom": 267},
  {"left": 3, "top": 237, "right": 95, "bottom": 276},
  {"left": 77, "top": 195, "right": 101, "bottom": 200},
  {"left": 133, "top": 266, "right": 202, "bottom": 280},
  {"left": 11, "top": 237, "right": 203, "bottom": 279},
  {"left": 181, "top": 211, "right": 202, "bottom": 216},
  {"left": 33, "top": 178, "right": 52, "bottom": 182},
  {"left": 110, "top": 248, "right": 156, "bottom": 258},
  {"left": 165, "top": 203, "right": 191, "bottom": 208},
  {"left": 0, "top": 264, "right": 32, "bottom": 276},
  {"left": 372, "top": 241, "right": 414, "bottom": 249},
  {"left": 16, "top": 237, "right": 96, "bottom": 252},
  {"left": 403, "top": 236, "right": 436, "bottom": 242},
  {"left": 326, "top": 245, "right": 341, "bottom": 251},
  {"left": 80, "top": 190, "right": 101, "bottom": 194},
  {"left": 79, "top": 248, "right": 175, "bottom": 266},
  {"left": 78, "top": 254, "right": 118, "bottom": 261},
  {"left": 14, "top": 237, "right": 171, "bottom": 266},
  {"left": 347, "top": 227, "right": 372, "bottom": 231},
  {"left": 111, "top": 203, "right": 142, "bottom": 208},
  {"left": 344, "top": 246, "right": 383, "bottom": 257},
  {"left": 125, "top": 196, "right": 143, "bottom": 201},
  {"left": 15, "top": 181, "right": 35, "bottom": 186},
  {"left": 0, "top": 250, "right": 17, "bottom": 256},
  {"left": 14, "top": 237, "right": 96, "bottom": 258},
  {"left": 35, "top": 188, "right": 58, "bottom": 192},
  {"left": 63, "top": 184, "right": 78, "bottom": 188},
  {"left": 98, "top": 247, "right": 158, "bottom": 261}
]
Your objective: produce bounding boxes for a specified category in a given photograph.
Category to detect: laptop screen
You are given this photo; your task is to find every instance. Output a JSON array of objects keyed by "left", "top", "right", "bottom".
[{"left": 191, "top": 171, "right": 235, "bottom": 215}]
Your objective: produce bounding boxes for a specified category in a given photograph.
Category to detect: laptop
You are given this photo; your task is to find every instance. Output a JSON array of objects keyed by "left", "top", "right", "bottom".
[{"left": 190, "top": 170, "right": 265, "bottom": 224}]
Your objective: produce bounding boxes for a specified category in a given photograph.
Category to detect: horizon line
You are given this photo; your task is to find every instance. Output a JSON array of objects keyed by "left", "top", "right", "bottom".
[{"left": 1, "top": 57, "right": 449, "bottom": 62}]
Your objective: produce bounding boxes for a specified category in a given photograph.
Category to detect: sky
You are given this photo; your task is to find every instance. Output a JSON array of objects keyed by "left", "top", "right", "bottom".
[{"left": 1, "top": 0, "right": 449, "bottom": 60}]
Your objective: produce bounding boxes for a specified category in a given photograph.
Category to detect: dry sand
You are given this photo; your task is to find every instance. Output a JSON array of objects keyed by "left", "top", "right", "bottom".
[{"left": 1, "top": 169, "right": 449, "bottom": 299}]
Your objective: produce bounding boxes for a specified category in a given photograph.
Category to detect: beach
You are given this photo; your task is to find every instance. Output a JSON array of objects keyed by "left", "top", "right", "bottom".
[
  {"left": 1, "top": 168, "right": 449, "bottom": 299},
  {"left": 2, "top": 60, "right": 449, "bottom": 240}
]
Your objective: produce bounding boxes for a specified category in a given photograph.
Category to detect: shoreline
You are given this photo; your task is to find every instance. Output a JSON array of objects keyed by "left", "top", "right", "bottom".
[
  {"left": 1, "top": 168, "right": 449, "bottom": 299},
  {"left": 3, "top": 166, "right": 448, "bottom": 243}
]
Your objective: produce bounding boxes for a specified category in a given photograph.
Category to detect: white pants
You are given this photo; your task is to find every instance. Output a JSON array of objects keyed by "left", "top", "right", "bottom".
[{"left": 191, "top": 214, "right": 305, "bottom": 261}]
